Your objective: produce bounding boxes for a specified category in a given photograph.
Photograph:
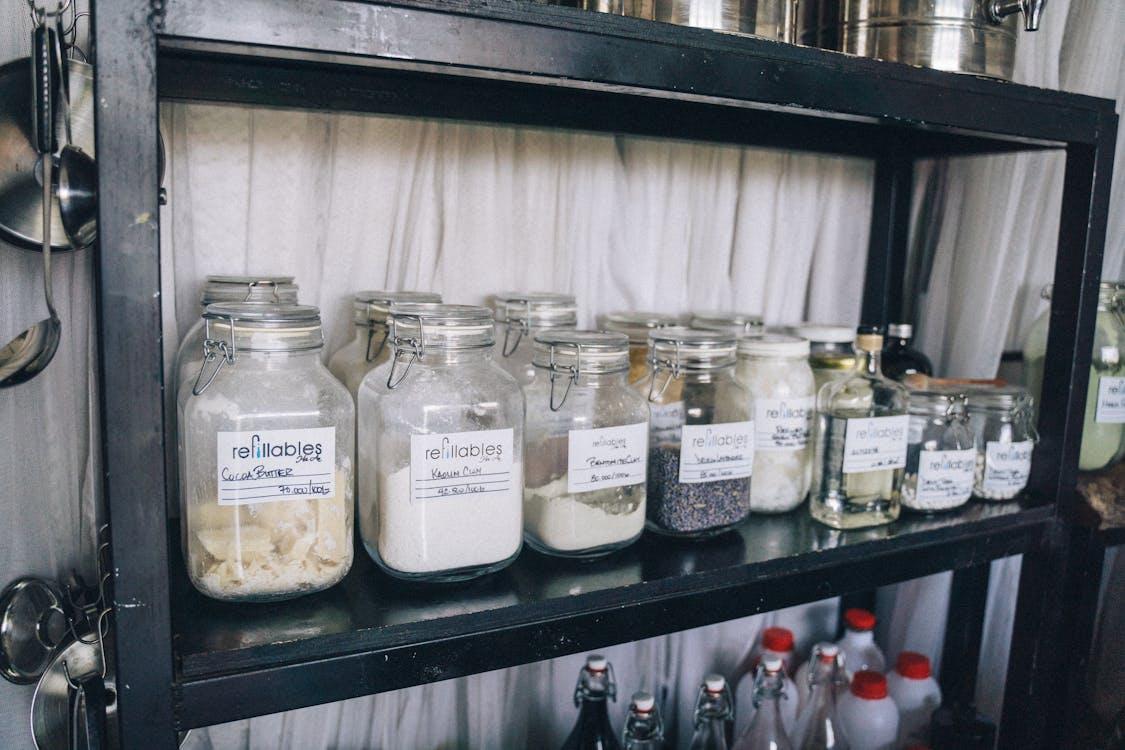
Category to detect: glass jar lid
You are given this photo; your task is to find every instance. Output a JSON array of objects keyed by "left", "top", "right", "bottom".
[
  {"left": 603, "top": 311, "right": 679, "bottom": 344},
  {"left": 352, "top": 290, "right": 442, "bottom": 327},
  {"left": 499, "top": 293, "right": 577, "bottom": 327},
  {"left": 532, "top": 331, "right": 629, "bottom": 410},
  {"left": 690, "top": 311, "right": 764, "bottom": 337},
  {"left": 199, "top": 275, "right": 298, "bottom": 306},
  {"left": 384, "top": 304, "right": 494, "bottom": 389},
  {"left": 791, "top": 323, "right": 854, "bottom": 344},
  {"left": 737, "top": 333, "right": 809, "bottom": 359},
  {"left": 648, "top": 327, "right": 737, "bottom": 370},
  {"left": 965, "top": 384, "right": 1033, "bottom": 413},
  {"left": 907, "top": 387, "right": 967, "bottom": 418}
]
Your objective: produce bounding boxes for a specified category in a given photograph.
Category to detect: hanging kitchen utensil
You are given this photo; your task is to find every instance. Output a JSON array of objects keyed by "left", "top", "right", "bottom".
[
  {"left": 0, "top": 578, "right": 68, "bottom": 684},
  {"left": 52, "top": 19, "right": 96, "bottom": 250},
  {"left": 30, "top": 623, "right": 116, "bottom": 750}
]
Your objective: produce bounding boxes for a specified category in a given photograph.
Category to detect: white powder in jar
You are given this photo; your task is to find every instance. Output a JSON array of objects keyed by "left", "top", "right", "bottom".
[
  {"left": 524, "top": 474, "right": 645, "bottom": 553},
  {"left": 374, "top": 464, "right": 523, "bottom": 575}
]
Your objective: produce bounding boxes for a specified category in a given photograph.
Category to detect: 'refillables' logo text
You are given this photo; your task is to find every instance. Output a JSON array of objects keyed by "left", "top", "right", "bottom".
[
  {"left": 231, "top": 432, "right": 324, "bottom": 460},
  {"left": 426, "top": 435, "right": 505, "bottom": 460}
]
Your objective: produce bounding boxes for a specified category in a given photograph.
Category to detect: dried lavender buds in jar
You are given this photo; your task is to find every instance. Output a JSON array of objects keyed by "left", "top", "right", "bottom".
[{"left": 647, "top": 444, "right": 751, "bottom": 533}]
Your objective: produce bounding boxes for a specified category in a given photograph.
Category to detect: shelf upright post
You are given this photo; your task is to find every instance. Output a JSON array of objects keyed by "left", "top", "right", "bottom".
[
  {"left": 1000, "top": 110, "right": 1118, "bottom": 749},
  {"left": 92, "top": 0, "right": 177, "bottom": 747},
  {"left": 861, "top": 139, "right": 914, "bottom": 329}
]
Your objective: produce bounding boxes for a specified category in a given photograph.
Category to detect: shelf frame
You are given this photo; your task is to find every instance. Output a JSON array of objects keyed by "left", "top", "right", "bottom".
[{"left": 88, "top": 0, "right": 1118, "bottom": 746}]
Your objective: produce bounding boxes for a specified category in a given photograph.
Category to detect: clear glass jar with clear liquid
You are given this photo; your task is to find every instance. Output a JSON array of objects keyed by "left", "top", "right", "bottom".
[
  {"left": 493, "top": 292, "right": 578, "bottom": 386},
  {"left": 810, "top": 331, "right": 907, "bottom": 529}
]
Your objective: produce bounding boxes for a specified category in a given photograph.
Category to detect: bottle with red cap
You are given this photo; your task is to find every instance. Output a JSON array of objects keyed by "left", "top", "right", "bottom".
[
  {"left": 836, "top": 671, "right": 899, "bottom": 750},
  {"left": 623, "top": 690, "right": 665, "bottom": 750},
  {"left": 689, "top": 674, "right": 735, "bottom": 750},
  {"left": 791, "top": 644, "right": 849, "bottom": 750},
  {"left": 732, "top": 656, "right": 794, "bottom": 750},
  {"left": 562, "top": 655, "right": 622, "bottom": 750},
  {"left": 886, "top": 652, "right": 941, "bottom": 745},
  {"left": 835, "top": 609, "right": 885, "bottom": 679},
  {"left": 735, "top": 628, "right": 798, "bottom": 738}
]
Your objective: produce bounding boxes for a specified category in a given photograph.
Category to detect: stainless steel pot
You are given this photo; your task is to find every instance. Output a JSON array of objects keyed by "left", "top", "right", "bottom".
[
  {"left": 799, "top": 0, "right": 1046, "bottom": 80},
  {"left": 561, "top": 0, "right": 798, "bottom": 41}
]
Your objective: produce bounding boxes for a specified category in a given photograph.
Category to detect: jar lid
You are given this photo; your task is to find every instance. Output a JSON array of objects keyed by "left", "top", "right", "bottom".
[
  {"left": 690, "top": 310, "right": 764, "bottom": 337},
  {"left": 737, "top": 334, "right": 809, "bottom": 358},
  {"left": 386, "top": 303, "right": 494, "bottom": 350},
  {"left": 908, "top": 387, "right": 967, "bottom": 417},
  {"left": 532, "top": 330, "right": 629, "bottom": 374},
  {"left": 199, "top": 275, "right": 298, "bottom": 306},
  {"left": 498, "top": 292, "right": 577, "bottom": 328},
  {"left": 352, "top": 290, "right": 441, "bottom": 326},
  {"left": 204, "top": 302, "right": 320, "bottom": 327},
  {"left": 603, "top": 311, "right": 679, "bottom": 344},
  {"left": 792, "top": 323, "right": 854, "bottom": 344},
  {"left": 965, "top": 384, "right": 1032, "bottom": 411},
  {"left": 649, "top": 327, "right": 737, "bottom": 369}
]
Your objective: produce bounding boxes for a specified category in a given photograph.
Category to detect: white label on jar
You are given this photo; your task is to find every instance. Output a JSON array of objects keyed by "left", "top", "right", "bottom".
[
  {"left": 842, "top": 415, "right": 908, "bottom": 474},
  {"left": 678, "top": 421, "right": 755, "bottom": 484},
  {"left": 755, "top": 396, "right": 813, "bottom": 451},
  {"left": 650, "top": 401, "right": 684, "bottom": 444},
  {"left": 567, "top": 422, "right": 648, "bottom": 493},
  {"left": 915, "top": 448, "right": 976, "bottom": 504},
  {"left": 216, "top": 427, "right": 336, "bottom": 506},
  {"left": 410, "top": 428, "right": 514, "bottom": 503},
  {"left": 1095, "top": 376, "right": 1125, "bottom": 423},
  {"left": 983, "top": 440, "right": 1033, "bottom": 494}
]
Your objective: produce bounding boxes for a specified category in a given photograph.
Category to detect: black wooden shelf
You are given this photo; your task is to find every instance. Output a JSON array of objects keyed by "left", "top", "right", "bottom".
[{"left": 171, "top": 501, "right": 1050, "bottom": 728}]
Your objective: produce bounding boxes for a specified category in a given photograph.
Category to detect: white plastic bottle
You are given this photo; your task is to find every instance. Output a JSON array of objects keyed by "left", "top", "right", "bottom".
[
  {"left": 736, "top": 628, "right": 798, "bottom": 737},
  {"left": 886, "top": 652, "right": 941, "bottom": 745},
  {"left": 837, "top": 672, "right": 899, "bottom": 750},
  {"left": 836, "top": 609, "right": 885, "bottom": 678}
]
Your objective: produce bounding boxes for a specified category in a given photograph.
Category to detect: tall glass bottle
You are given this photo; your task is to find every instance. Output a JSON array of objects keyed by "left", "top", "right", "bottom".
[
  {"left": 690, "top": 675, "right": 735, "bottom": 750},
  {"left": 563, "top": 655, "right": 622, "bottom": 750},
  {"left": 623, "top": 691, "right": 665, "bottom": 749},
  {"left": 733, "top": 657, "right": 794, "bottom": 750},
  {"left": 880, "top": 323, "right": 933, "bottom": 382},
  {"left": 791, "top": 644, "right": 849, "bottom": 750},
  {"left": 810, "top": 329, "right": 908, "bottom": 529}
]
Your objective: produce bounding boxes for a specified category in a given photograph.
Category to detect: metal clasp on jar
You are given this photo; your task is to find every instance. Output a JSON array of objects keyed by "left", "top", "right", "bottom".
[
  {"left": 242, "top": 279, "right": 280, "bottom": 303},
  {"left": 386, "top": 314, "right": 424, "bottom": 390},
  {"left": 647, "top": 341, "right": 682, "bottom": 402},
  {"left": 501, "top": 299, "right": 534, "bottom": 358},
  {"left": 545, "top": 340, "right": 582, "bottom": 412},
  {"left": 191, "top": 316, "right": 237, "bottom": 396},
  {"left": 365, "top": 325, "right": 389, "bottom": 363}
]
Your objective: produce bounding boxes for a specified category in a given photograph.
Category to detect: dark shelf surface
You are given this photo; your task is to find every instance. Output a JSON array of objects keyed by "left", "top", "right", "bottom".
[
  {"left": 172, "top": 500, "right": 1051, "bottom": 728},
  {"left": 155, "top": 0, "right": 1117, "bottom": 157}
]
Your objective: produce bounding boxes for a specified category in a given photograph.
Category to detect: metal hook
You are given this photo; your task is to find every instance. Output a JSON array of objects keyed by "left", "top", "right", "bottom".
[{"left": 365, "top": 327, "right": 389, "bottom": 363}]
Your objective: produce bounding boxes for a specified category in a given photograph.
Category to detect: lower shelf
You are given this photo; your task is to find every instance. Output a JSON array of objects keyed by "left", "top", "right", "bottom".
[{"left": 171, "top": 501, "right": 1051, "bottom": 729}]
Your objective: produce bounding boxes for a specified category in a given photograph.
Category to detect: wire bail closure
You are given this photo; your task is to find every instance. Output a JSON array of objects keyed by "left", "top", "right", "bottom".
[
  {"left": 192, "top": 316, "right": 237, "bottom": 396},
  {"left": 546, "top": 341, "right": 582, "bottom": 412},
  {"left": 647, "top": 340, "right": 682, "bottom": 402},
  {"left": 365, "top": 327, "right": 389, "bottom": 363},
  {"left": 386, "top": 314, "right": 425, "bottom": 390},
  {"left": 243, "top": 280, "right": 280, "bottom": 304},
  {"left": 572, "top": 660, "right": 617, "bottom": 707}
]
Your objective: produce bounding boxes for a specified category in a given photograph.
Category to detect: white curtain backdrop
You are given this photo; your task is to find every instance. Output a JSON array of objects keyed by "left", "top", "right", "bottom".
[{"left": 0, "top": 0, "right": 1122, "bottom": 746}]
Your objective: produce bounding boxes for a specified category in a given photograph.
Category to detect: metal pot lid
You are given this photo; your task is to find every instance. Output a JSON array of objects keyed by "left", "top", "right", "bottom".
[
  {"left": 0, "top": 578, "right": 67, "bottom": 684},
  {"left": 31, "top": 636, "right": 118, "bottom": 750}
]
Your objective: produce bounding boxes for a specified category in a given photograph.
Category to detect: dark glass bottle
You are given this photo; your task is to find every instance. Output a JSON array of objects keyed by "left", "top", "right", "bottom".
[
  {"left": 689, "top": 674, "right": 735, "bottom": 750},
  {"left": 881, "top": 323, "right": 934, "bottom": 381},
  {"left": 562, "top": 655, "right": 622, "bottom": 750},
  {"left": 623, "top": 691, "right": 665, "bottom": 749}
]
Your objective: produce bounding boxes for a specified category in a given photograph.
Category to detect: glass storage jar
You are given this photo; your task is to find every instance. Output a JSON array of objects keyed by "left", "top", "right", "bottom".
[
  {"left": 327, "top": 290, "right": 441, "bottom": 397},
  {"left": 902, "top": 388, "right": 975, "bottom": 513},
  {"left": 494, "top": 292, "right": 578, "bottom": 386},
  {"left": 173, "top": 275, "right": 298, "bottom": 399},
  {"left": 1024, "top": 282, "right": 1123, "bottom": 471},
  {"left": 793, "top": 323, "right": 857, "bottom": 393},
  {"left": 602, "top": 311, "right": 679, "bottom": 384},
  {"left": 178, "top": 303, "right": 354, "bottom": 602},
  {"left": 523, "top": 331, "right": 649, "bottom": 557},
  {"left": 691, "top": 310, "right": 765, "bottom": 338},
  {"left": 357, "top": 303, "right": 524, "bottom": 581},
  {"left": 735, "top": 334, "right": 815, "bottom": 513},
  {"left": 642, "top": 327, "right": 753, "bottom": 537},
  {"left": 965, "top": 385, "right": 1038, "bottom": 501}
]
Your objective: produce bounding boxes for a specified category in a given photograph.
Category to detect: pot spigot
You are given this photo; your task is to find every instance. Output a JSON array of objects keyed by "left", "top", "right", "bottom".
[{"left": 988, "top": 0, "right": 1045, "bottom": 31}]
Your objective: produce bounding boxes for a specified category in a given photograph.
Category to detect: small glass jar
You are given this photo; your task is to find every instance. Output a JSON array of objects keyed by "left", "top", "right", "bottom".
[
  {"left": 691, "top": 310, "right": 765, "bottom": 338},
  {"left": 494, "top": 292, "right": 578, "bottom": 386},
  {"left": 735, "top": 335, "right": 815, "bottom": 513},
  {"left": 1024, "top": 282, "right": 1123, "bottom": 471},
  {"left": 357, "top": 303, "right": 524, "bottom": 581},
  {"left": 179, "top": 303, "right": 354, "bottom": 602},
  {"left": 902, "top": 389, "right": 975, "bottom": 513},
  {"left": 792, "top": 323, "right": 857, "bottom": 393},
  {"left": 173, "top": 275, "right": 298, "bottom": 398},
  {"left": 603, "top": 311, "right": 679, "bottom": 384},
  {"left": 327, "top": 290, "right": 442, "bottom": 397},
  {"left": 965, "top": 385, "right": 1038, "bottom": 501},
  {"left": 523, "top": 331, "right": 649, "bottom": 558},
  {"left": 641, "top": 328, "right": 753, "bottom": 537}
]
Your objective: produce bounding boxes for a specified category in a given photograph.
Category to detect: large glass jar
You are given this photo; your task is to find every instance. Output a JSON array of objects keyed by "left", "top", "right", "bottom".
[
  {"left": 602, "top": 311, "right": 679, "bottom": 384},
  {"left": 523, "top": 331, "right": 649, "bottom": 558},
  {"left": 1024, "top": 283, "right": 1123, "bottom": 471},
  {"left": 691, "top": 311, "right": 765, "bottom": 338},
  {"left": 173, "top": 275, "right": 298, "bottom": 400},
  {"left": 735, "top": 335, "right": 814, "bottom": 513},
  {"left": 810, "top": 330, "right": 908, "bottom": 529},
  {"left": 965, "top": 385, "right": 1038, "bottom": 501},
  {"left": 494, "top": 292, "right": 578, "bottom": 386},
  {"left": 178, "top": 303, "right": 354, "bottom": 602},
  {"left": 357, "top": 303, "right": 524, "bottom": 581},
  {"left": 902, "top": 388, "right": 975, "bottom": 513},
  {"left": 327, "top": 290, "right": 441, "bottom": 397},
  {"left": 793, "top": 323, "right": 857, "bottom": 393},
  {"left": 641, "top": 328, "right": 753, "bottom": 537}
]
